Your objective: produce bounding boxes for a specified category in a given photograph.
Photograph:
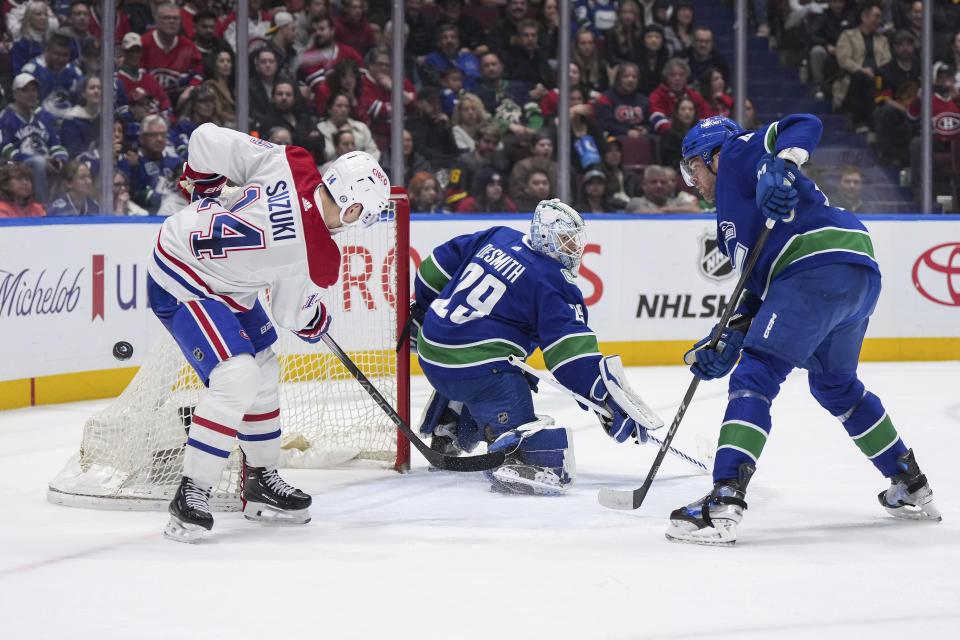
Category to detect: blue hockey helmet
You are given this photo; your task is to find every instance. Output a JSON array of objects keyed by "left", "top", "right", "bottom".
[{"left": 680, "top": 116, "right": 743, "bottom": 186}]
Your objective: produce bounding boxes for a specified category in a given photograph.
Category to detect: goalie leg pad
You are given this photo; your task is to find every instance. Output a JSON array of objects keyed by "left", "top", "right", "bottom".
[
  {"left": 598, "top": 356, "right": 664, "bottom": 430},
  {"left": 486, "top": 422, "right": 575, "bottom": 496}
]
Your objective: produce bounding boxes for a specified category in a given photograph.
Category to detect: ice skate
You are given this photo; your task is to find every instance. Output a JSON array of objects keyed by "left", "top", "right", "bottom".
[
  {"left": 487, "top": 459, "right": 568, "bottom": 496},
  {"left": 666, "top": 464, "right": 755, "bottom": 547},
  {"left": 164, "top": 476, "right": 214, "bottom": 543},
  {"left": 429, "top": 419, "right": 462, "bottom": 457},
  {"left": 242, "top": 464, "right": 312, "bottom": 524},
  {"left": 878, "top": 449, "right": 941, "bottom": 521}
]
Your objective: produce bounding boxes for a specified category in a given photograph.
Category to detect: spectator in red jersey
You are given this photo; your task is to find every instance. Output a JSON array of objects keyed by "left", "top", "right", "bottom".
[
  {"left": 313, "top": 57, "right": 365, "bottom": 120},
  {"left": 141, "top": 2, "right": 204, "bottom": 105},
  {"left": 700, "top": 67, "right": 733, "bottom": 118},
  {"left": 118, "top": 32, "right": 173, "bottom": 121},
  {"left": 87, "top": 0, "right": 131, "bottom": 46},
  {"left": 334, "top": 0, "right": 375, "bottom": 57},
  {"left": 299, "top": 15, "right": 362, "bottom": 92},
  {"left": 0, "top": 162, "right": 47, "bottom": 218},
  {"left": 648, "top": 57, "right": 711, "bottom": 134},
  {"left": 359, "top": 44, "right": 417, "bottom": 151}
]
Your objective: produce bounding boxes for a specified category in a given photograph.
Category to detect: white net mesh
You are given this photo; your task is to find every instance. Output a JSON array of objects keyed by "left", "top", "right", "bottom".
[{"left": 48, "top": 193, "right": 409, "bottom": 510}]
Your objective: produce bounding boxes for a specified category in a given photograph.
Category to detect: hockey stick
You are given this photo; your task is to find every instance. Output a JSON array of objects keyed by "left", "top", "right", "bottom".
[
  {"left": 320, "top": 334, "right": 506, "bottom": 472},
  {"left": 598, "top": 218, "right": 777, "bottom": 510},
  {"left": 506, "top": 356, "right": 708, "bottom": 473}
]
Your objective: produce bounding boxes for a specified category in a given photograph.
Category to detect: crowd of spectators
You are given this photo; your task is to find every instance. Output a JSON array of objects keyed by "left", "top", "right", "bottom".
[
  {"left": 1, "top": 0, "right": 954, "bottom": 217},
  {"left": 0, "top": 0, "right": 738, "bottom": 216}
]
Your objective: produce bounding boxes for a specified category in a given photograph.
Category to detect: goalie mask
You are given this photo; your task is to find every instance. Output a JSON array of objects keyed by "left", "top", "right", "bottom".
[
  {"left": 679, "top": 116, "right": 742, "bottom": 186},
  {"left": 530, "top": 199, "right": 587, "bottom": 275},
  {"left": 318, "top": 151, "right": 391, "bottom": 231}
]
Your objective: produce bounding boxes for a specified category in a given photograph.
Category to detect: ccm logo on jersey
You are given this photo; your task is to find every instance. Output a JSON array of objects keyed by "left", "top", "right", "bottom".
[
  {"left": 570, "top": 303, "right": 585, "bottom": 323},
  {"left": 266, "top": 181, "right": 297, "bottom": 241}
]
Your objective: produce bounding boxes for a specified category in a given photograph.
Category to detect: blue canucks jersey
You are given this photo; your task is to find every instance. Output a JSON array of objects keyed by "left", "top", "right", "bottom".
[
  {"left": 715, "top": 114, "right": 880, "bottom": 300},
  {"left": 415, "top": 226, "right": 603, "bottom": 401}
]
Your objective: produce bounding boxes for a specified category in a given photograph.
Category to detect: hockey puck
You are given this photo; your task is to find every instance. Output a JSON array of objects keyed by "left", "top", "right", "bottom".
[{"left": 112, "top": 341, "right": 134, "bottom": 361}]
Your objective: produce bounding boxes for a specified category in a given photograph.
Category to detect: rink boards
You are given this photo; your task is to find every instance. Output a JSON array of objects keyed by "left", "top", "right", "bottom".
[{"left": 2, "top": 213, "right": 959, "bottom": 408}]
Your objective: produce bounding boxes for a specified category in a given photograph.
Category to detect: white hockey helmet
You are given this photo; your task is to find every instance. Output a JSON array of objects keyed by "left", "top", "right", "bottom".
[
  {"left": 530, "top": 199, "right": 587, "bottom": 275},
  {"left": 318, "top": 151, "right": 391, "bottom": 230}
]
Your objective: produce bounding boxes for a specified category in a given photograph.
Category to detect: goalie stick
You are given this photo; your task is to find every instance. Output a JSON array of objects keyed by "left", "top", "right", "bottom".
[
  {"left": 598, "top": 218, "right": 776, "bottom": 510},
  {"left": 321, "top": 334, "right": 506, "bottom": 472},
  {"left": 506, "top": 355, "right": 708, "bottom": 473}
]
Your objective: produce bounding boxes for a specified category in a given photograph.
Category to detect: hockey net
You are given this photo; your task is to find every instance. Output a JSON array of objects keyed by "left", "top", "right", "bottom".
[{"left": 48, "top": 187, "right": 411, "bottom": 511}]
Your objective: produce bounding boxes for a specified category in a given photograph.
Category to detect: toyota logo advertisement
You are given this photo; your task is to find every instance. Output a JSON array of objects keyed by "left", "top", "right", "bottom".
[{"left": 913, "top": 242, "right": 960, "bottom": 306}]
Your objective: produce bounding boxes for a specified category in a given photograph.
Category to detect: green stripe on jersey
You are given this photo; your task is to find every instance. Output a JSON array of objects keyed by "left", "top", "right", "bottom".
[
  {"left": 542, "top": 333, "right": 600, "bottom": 371},
  {"left": 417, "top": 255, "right": 451, "bottom": 294},
  {"left": 717, "top": 421, "right": 768, "bottom": 462},
  {"left": 417, "top": 333, "right": 525, "bottom": 368},
  {"left": 852, "top": 414, "right": 900, "bottom": 459},
  {"left": 766, "top": 228, "right": 875, "bottom": 293},
  {"left": 764, "top": 122, "right": 779, "bottom": 153}
]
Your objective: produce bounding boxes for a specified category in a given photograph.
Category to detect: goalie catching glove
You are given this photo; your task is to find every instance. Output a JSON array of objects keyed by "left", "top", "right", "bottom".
[
  {"left": 684, "top": 314, "right": 753, "bottom": 380},
  {"left": 294, "top": 303, "right": 331, "bottom": 344},
  {"left": 590, "top": 356, "right": 665, "bottom": 443},
  {"left": 178, "top": 162, "right": 227, "bottom": 202}
]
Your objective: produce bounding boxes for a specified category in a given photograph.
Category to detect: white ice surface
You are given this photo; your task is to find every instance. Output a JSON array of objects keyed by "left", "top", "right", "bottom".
[{"left": 2, "top": 363, "right": 959, "bottom": 639}]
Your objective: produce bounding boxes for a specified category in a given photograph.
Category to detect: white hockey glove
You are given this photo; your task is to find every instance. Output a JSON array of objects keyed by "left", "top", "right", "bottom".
[
  {"left": 294, "top": 303, "right": 332, "bottom": 344},
  {"left": 590, "top": 356, "right": 665, "bottom": 443}
]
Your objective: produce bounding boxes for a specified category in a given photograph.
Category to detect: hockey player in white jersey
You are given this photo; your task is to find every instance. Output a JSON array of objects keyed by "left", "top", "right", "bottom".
[{"left": 147, "top": 122, "right": 390, "bottom": 542}]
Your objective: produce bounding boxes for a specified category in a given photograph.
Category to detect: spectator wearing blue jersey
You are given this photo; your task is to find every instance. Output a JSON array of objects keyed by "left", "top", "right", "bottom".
[
  {"left": 59, "top": 1, "right": 95, "bottom": 63},
  {"left": 421, "top": 23, "right": 481, "bottom": 92},
  {"left": 10, "top": 1, "right": 57, "bottom": 75},
  {"left": 60, "top": 75, "right": 102, "bottom": 158},
  {"left": 666, "top": 114, "right": 940, "bottom": 546},
  {"left": 47, "top": 158, "right": 101, "bottom": 216},
  {"left": 0, "top": 73, "right": 68, "bottom": 202},
  {"left": 117, "top": 114, "right": 183, "bottom": 214},
  {"left": 19, "top": 33, "right": 84, "bottom": 119}
]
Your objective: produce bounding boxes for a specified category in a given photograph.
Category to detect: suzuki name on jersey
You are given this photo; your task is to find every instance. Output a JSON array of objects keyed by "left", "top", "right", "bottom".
[
  {"left": 266, "top": 181, "right": 297, "bottom": 241},
  {"left": 474, "top": 243, "right": 526, "bottom": 283}
]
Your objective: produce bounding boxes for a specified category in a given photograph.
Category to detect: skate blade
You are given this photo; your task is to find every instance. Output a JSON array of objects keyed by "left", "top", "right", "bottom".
[
  {"left": 490, "top": 468, "right": 566, "bottom": 496},
  {"left": 242, "top": 502, "right": 311, "bottom": 525},
  {"left": 884, "top": 500, "right": 943, "bottom": 522},
  {"left": 163, "top": 517, "right": 208, "bottom": 543},
  {"left": 664, "top": 521, "right": 737, "bottom": 546}
]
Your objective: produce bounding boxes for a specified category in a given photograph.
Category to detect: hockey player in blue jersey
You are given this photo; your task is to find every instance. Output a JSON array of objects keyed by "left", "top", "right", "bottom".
[
  {"left": 667, "top": 114, "right": 940, "bottom": 545},
  {"left": 411, "top": 199, "right": 653, "bottom": 495}
]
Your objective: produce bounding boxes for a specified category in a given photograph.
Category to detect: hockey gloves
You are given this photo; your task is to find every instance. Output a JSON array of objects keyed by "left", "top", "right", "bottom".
[
  {"left": 591, "top": 377, "right": 648, "bottom": 444},
  {"left": 294, "top": 304, "right": 331, "bottom": 344},
  {"left": 755, "top": 153, "right": 798, "bottom": 221},
  {"left": 684, "top": 314, "right": 753, "bottom": 380},
  {"left": 178, "top": 162, "right": 227, "bottom": 202}
]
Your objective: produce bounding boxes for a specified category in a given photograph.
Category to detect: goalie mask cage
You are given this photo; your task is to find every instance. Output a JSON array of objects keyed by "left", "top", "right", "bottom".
[{"left": 47, "top": 187, "right": 411, "bottom": 511}]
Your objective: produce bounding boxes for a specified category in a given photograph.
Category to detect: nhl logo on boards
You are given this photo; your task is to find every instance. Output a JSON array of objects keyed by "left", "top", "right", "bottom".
[
  {"left": 697, "top": 232, "right": 733, "bottom": 282},
  {"left": 193, "top": 348, "right": 204, "bottom": 361}
]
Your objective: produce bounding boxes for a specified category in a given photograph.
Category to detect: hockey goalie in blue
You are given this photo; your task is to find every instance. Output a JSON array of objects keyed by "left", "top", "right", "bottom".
[
  {"left": 667, "top": 114, "right": 941, "bottom": 545},
  {"left": 410, "top": 200, "right": 652, "bottom": 495}
]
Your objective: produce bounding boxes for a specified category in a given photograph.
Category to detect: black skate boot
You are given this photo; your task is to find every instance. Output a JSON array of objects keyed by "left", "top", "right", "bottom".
[
  {"left": 164, "top": 476, "right": 214, "bottom": 543},
  {"left": 878, "top": 449, "right": 941, "bottom": 521},
  {"left": 665, "top": 463, "right": 755, "bottom": 546},
  {"left": 429, "top": 409, "right": 463, "bottom": 457},
  {"left": 242, "top": 463, "right": 312, "bottom": 524}
]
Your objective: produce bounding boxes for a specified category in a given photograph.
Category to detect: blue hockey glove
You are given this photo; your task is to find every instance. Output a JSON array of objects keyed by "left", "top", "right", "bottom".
[
  {"left": 683, "top": 314, "right": 752, "bottom": 380},
  {"left": 408, "top": 300, "right": 426, "bottom": 353},
  {"left": 755, "top": 154, "right": 798, "bottom": 221},
  {"left": 294, "top": 303, "right": 331, "bottom": 343},
  {"left": 591, "top": 377, "right": 648, "bottom": 444}
]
